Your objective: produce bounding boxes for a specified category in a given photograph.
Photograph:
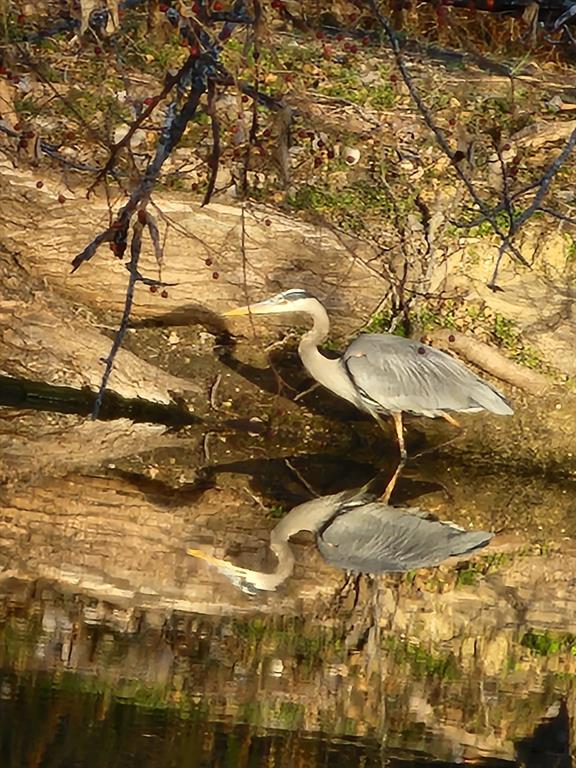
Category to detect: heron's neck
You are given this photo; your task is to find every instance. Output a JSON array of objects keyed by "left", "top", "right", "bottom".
[
  {"left": 298, "top": 301, "right": 357, "bottom": 404},
  {"left": 298, "top": 302, "right": 335, "bottom": 386},
  {"left": 268, "top": 534, "right": 296, "bottom": 580}
]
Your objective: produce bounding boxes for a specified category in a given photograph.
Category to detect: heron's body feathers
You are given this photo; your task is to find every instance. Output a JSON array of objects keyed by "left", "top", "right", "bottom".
[
  {"left": 318, "top": 501, "right": 493, "bottom": 573},
  {"left": 341, "top": 334, "right": 513, "bottom": 418}
]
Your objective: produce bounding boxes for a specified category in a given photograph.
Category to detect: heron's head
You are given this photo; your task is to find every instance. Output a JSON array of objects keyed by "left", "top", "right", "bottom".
[
  {"left": 187, "top": 548, "right": 283, "bottom": 595},
  {"left": 223, "top": 288, "right": 319, "bottom": 318}
]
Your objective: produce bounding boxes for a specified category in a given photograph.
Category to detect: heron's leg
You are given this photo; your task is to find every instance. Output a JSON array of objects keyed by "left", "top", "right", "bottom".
[
  {"left": 380, "top": 457, "right": 406, "bottom": 504},
  {"left": 373, "top": 410, "right": 407, "bottom": 459},
  {"left": 392, "top": 411, "right": 407, "bottom": 460},
  {"left": 440, "top": 412, "right": 461, "bottom": 429}
]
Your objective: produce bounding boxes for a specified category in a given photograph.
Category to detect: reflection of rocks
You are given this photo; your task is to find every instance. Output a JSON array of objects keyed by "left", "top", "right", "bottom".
[
  {"left": 516, "top": 700, "right": 571, "bottom": 768},
  {"left": 1, "top": 575, "right": 576, "bottom": 765}
]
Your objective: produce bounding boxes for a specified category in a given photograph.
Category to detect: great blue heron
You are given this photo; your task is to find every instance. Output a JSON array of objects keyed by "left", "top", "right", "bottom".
[
  {"left": 188, "top": 465, "right": 493, "bottom": 594},
  {"left": 224, "top": 289, "right": 513, "bottom": 458}
]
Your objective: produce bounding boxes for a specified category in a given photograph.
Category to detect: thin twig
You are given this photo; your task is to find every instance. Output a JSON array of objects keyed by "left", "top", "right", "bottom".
[
  {"left": 92, "top": 219, "right": 143, "bottom": 419},
  {"left": 366, "top": 0, "right": 529, "bottom": 268}
]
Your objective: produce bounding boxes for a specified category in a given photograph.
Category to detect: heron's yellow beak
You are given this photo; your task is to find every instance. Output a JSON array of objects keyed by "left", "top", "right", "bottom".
[
  {"left": 222, "top": 305, "right": 251, "bottom": 317},
  {"left": 187, "top": 548, "right": 223, "bottom": 565},
  {"left": 223, "top": 298, "right": 280, "bottom": 317}
]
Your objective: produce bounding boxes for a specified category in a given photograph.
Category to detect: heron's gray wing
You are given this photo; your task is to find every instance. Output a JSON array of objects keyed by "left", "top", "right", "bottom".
[
  {"left": 342, "top": 334, "right": 513, "bottom": 415},
  {"left": 317, "top": 502, "right": 493, "bottom": 573}
]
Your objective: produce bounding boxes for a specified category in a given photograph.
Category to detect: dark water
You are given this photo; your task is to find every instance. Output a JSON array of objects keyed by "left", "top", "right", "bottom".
[
  {"left": 2, "top": 376, "right": 576, "bottom": 767},
  {"left": 0, "top": 587, "right": 572, "bottom": 768},
  {"left": 1, "top": 666, "right": 517, "bottom": 768}
]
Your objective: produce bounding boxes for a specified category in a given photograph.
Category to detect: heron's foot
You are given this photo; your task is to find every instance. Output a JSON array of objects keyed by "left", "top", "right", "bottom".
[
  {"left": 330, "top": 571, "right": 363, "bottom": 614},
  {"left": 412, "top": 421, "right": 467, "bottom": 460}
]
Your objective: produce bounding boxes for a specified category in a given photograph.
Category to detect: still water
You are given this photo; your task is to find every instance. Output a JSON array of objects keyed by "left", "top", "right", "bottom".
[
  {"left": 2, "top": 374, "right": 576, "bottom": 767},
  {"left": 0, "top": 579, "right": 573, "bottom": 768}
]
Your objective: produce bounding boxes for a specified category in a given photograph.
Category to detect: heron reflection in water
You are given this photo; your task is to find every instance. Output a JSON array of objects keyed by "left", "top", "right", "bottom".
[
  {"left": 188, "top": 464, "right": 493, "bottom": 594},
  {"left": 224, "top": 289, "right": 513, "bottom": 458}
]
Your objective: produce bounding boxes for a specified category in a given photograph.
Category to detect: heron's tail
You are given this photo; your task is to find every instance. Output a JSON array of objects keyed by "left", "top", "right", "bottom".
[
  {"left": 448, "top": 529, "right": 494, "bottom": 556},
  {"left": 471, "top": 379, "right": 514, "bottom": 415}
]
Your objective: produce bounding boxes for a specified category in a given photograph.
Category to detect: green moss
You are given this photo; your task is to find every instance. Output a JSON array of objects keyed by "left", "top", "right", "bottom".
[
  {"left": 521, "top": 630, "right": 576, "bottom": 657},
  {"left": 14, "top": 96, "right": 42, "bottom": 118},
  {"left": 455, "top": 565, "right": 480, "bottom": 587},
  {"left": 491, "top": 313, "right": 542, "bottom": 369},
  {"left": 383, "top": 636, "right": 459, "bottom": 680},
  {"left": 364, "top": 310, "right": 408, "bottom": 336},
  {"left": 268, "top": 504, "right": 286, "bottom": 519},
  {"left": 287, "top": 182, "right": 401, "bottom": 232}
]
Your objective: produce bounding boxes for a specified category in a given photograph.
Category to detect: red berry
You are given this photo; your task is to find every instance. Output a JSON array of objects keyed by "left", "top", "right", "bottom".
[
  {"left": 316, "top": 31, "right": 324, "bottom": 40},
  {"left": 336, "top": 34, "right": 344, "bottom": 41},
  {"left": 36, "top": 180, "right": 43, "bottom": 189},
  {"left": 327, "top": 149, "right": 335, "bottom": 159},
  {"left": 189, "top": 45, "right": 200, "bottom": 56},
  {"left": 313, "top": 157, "right": 322, "bottom": 167},
  {"left": 448, "top": 334, "right": 455, "bottom": 342},
  {"left": 150, "top": 285, "right": 158, "bottom": 293},
  {"left": 242, "top": 94, "right": 249, "bottom": 103},
  {"left": 18, "top": 139, "right": 28, "bottom": 149},
  {"left": 264, "top": 219, "right": 271, "bottom": 227},
  {"left": 159, "top": 3, "right": 169, "bottom": 11},
  {"left": 502, "top": 143, "right": 511, "bottom": 151},
  {"left": 205, "top": 258, "right": 213, "bottom": 266},
  {"left": 94, "top": 46, "right": 102, "bottom": 55},
  {"left": 362, "top": 36, "right": 370, "bottom": 45},
  {"left": 390, "top": 74, "right": 398, "bottom": 83},
  {"left": 161, "top": 289, "right": 168, "bottom": 298},
  {"left": 212, "top": 271, "right": 219, "bottom": 279},
  {"left": 298, "top": 130, "right": 307, "bottom": 139},
  {"left": 143, "top": 97, "right": 156, "bottom": 106},
  {"left": 58, "top": 193, "right": 66, "bottom": 204},
  {"left": 349, "top": 44, "right": 358, "bottom": 54},
  {"left": 213, "top": 1, "right": 223, "bottom": 9}
]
